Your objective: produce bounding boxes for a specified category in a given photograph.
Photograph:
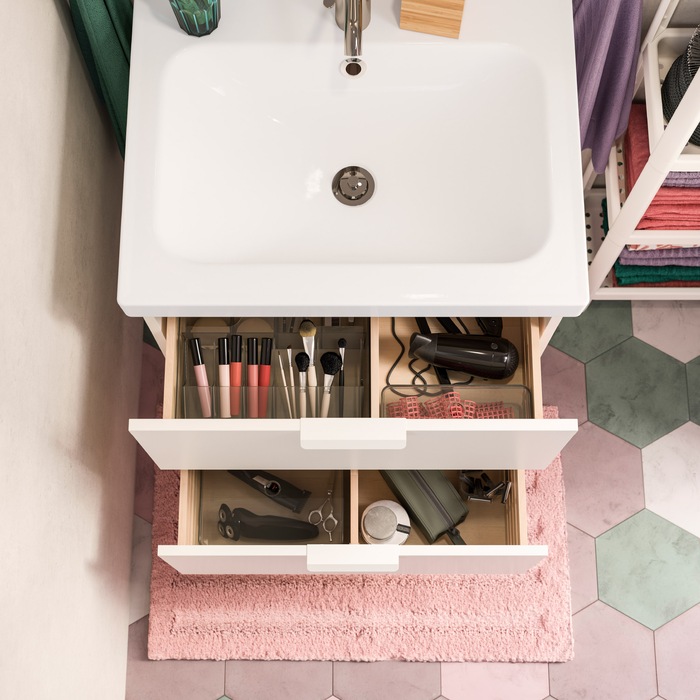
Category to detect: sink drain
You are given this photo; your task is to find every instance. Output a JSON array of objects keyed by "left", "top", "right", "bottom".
[{"left": 332, "top": 166, "right": 375, "bottom": 206}]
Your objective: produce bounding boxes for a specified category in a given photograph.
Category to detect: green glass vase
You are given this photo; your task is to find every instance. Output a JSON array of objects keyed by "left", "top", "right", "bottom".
[{"left": 169, "top": 0, "right": 220, "bottom": 37}]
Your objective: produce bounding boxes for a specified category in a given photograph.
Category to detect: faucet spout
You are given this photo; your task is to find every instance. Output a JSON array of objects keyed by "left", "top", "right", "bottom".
[{"left": 332, "top": 0, "right": 370, "bottom": 58}]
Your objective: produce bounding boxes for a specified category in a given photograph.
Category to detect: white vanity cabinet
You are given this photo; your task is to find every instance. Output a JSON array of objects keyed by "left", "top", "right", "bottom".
[{"left": 130, "top": 316, "right": 577, "bottom": 575}]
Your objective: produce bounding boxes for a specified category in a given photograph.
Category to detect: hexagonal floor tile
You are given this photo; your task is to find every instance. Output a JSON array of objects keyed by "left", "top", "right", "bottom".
[
  {"left": 656, "top": 604, "right": 700, "bottom": 700},
  {"left": 567, "top": 525, "right": 598, "bottom": 613},
  {"left": 541, "top": 346, "right": 587, "bottom": 424},
  {"left": 560, "top": 422, "right": 644, "bottom": 537},
  {"left": 333, "top": 662, "right": 440, "bottom": 700},
  {"left": 549, "top": 601, "right": 656, "bottom": 700},
  {"left": 643, "top": 422, "right": 700, "bottom": 538},
  {"left": 632, "top": 301, "right": 700, "bottom": 362},
  {"left": 687, "top": 357, "right": 700, "bottom": 426},
  {"left": 550, "top": 300, "right": 632, "bottom": 362},
  {"left": 225, "top": 661, "right": 332, "bottom": 700},
  {"left": 596, "top": 510, "right": 700, "bottom": 630},
  {"left": 586, "top": 337, "right": 688, "bottom": 448},
  {"left": 441, "top": 662, "right": 549, "bottom": 700},
  {"left": 126, "top": 617, "right": 225, "bottom": 700}
]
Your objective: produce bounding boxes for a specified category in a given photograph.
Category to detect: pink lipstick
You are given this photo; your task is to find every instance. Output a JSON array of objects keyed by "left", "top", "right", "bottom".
[
  {"left": 258, "top": 337, "right": 273, "bottom": 418},
  {"left": 229, "top": 334, "right": 242, "bottom": 417},
  {"left": 246, "top": 337, "right": 259, "bottom": 418},
  {"left": 189, "top": 337, "right": 212, "bottom": 418},
  {"left": 218, "top": 337, "right": 231, "bottom": 418}
]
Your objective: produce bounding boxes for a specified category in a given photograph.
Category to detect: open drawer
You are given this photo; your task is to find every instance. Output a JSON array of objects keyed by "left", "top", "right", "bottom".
[{"left": 131, "top": 316, "right": 576, "bottom": 574}]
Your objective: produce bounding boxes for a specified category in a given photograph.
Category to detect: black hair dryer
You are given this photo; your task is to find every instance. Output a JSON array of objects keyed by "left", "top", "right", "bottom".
[{"left": 408, "top": 333, "right": 519, "bottom": 380}]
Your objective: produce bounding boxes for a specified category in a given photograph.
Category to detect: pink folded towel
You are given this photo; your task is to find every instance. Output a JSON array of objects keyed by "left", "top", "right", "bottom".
[{"left": 625, "top": 104, "right": 700, "bottom": 229}]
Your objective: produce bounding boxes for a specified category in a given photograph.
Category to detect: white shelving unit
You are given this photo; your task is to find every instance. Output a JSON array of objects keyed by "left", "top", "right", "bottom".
[{"left": 588, "top": 0, "right": 700, "bottom": 301}]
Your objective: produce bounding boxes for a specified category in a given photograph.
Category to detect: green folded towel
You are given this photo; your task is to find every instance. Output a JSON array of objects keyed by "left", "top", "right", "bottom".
[{"left": 70, "top": 0, "right": 132, "bottom": 158}]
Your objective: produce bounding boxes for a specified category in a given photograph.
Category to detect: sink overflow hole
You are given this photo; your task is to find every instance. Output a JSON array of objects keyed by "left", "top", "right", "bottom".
[{"left": 332, "top": 166, "right": 375, "bottom": 206}]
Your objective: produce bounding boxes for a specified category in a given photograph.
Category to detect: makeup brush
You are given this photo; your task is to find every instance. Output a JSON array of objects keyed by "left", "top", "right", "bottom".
[
  {"left": 294, "top": 351, "right": 310, "bottom": 419},
  {"left": 278, "top": 351, "right": 294, "bottom": 419},
  {"left": 286, "top": 345, "right": 296, "bottom": 418},
  {"left": 299, "top": 320, "right": 317, "bottom": 417},
  {"left": 337, "top": 338, "right": 346, "bottom": 418},
  {"left": 319, "top": 351, "right": 342, "bottom": 419}
]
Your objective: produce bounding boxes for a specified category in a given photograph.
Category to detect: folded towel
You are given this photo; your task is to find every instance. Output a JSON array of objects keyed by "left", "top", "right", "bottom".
[
  {"left": 625, "top": 104, "right": 700, "bottom": 230},
  {"left": 70, "top": 0, "right": 132, "bottom": 158},
  {"left": 618, "top": 246, "right": 700, "bottom": 265},
  {"left": 575, "top": 0, "right": 642, "bottom": 173}
]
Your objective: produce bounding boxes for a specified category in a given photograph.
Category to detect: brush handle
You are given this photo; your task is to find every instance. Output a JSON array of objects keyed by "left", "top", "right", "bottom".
[
  {"left": 320, "top": 389, "right": 331, "bottom": 419},
  {"left": 307, "top": 368, "right": 317, "bottom": 417},
  {"left": 299, "top": 387, "right": 307, "bottom": 418},
  {"left": 278, "top": 353, "right": 293, "bottom": 419},
  {"left": 338, "top": 368, "right": 345, "bottom": 418}
]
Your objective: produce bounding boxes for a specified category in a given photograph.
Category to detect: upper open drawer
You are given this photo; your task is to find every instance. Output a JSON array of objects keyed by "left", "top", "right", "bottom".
[{"left": 129, "top": 316, "right": 577, "bottom": 471}]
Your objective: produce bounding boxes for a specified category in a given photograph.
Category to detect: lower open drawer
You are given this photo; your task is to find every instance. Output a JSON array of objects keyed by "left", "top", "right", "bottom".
[
  {"left": 160, "top": 467, "right": 546, "bottom": 574},
  {"left": 132, "top": 315, "right": 574, "bottom": 574}
]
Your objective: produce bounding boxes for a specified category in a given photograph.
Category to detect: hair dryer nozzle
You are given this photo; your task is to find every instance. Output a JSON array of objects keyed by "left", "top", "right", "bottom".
[{"left": 408, "top": 333, "right": 519, "bottom": 380}]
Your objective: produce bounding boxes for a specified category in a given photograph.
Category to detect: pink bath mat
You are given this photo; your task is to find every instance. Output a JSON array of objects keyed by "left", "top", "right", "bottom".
[{"left": 148, "top": 407, "right": 573, "bottom": 662}]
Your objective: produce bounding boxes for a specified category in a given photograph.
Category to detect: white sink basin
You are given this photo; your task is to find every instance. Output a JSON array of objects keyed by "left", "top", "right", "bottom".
[{"left": 119, "top": 0, "right": 588, "bottom": 317}]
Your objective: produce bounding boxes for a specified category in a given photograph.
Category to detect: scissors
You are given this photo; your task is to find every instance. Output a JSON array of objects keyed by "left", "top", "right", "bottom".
[{"left": 308, "top": 471, "right": 339, "bottom": 541}]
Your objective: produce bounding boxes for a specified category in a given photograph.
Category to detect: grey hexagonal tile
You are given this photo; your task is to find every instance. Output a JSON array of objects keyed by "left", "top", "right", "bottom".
[
  {"left": 225, "top": 660, "right": 332, "bottom": 700},
  {"left": 632, "top": 300, "right": 700, "bottom": 362},
  {"left": 550, "top": 300, "right": 632, "bottom": 362},
  {"left": 656, "top": 604, "right": 700, "bottom": 700},
  {"left": 586, "top": 337, "right": 688, "bottom": 448},
  {"left": 596, "top": 510, "right": 700, "bottom": 629},
  {"left": 643, "top": 422, "right": 700, "bottom": 537},
  {"left": 687, "top": 357, "right": 700, "bottom": 426},
  {"left": 333, "top": 661, "right": 440, "bottom": 700}
]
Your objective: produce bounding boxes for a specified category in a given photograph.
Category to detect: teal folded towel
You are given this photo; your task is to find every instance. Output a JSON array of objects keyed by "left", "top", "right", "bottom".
[{"left": 70, "top": 0, "right": 132, "bottom": 158}]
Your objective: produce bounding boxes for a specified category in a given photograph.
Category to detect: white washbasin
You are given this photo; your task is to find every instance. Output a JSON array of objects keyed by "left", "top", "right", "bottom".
[{"left": 118, "top": 0, "right": 588, "bottom": 317}]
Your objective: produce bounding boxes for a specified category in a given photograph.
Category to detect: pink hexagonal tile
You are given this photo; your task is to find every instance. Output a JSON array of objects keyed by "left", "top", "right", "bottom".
[
  {"left": 643, "top": 422, "right": 700, "bottom": 538},
  {"left": 549, "top": 602, "right": 656, "bottom": 700},
  {"left": 225, "top": 660, "right": 332, "bottom": 700},
  {"left": 441, "top": 661, "right": 549, "bottom": 700},
  {"left": 333, "top": 662, "right": 440, "bottom": 700},
  {"left": 126, "top": 617, "right": 225, "bottom": 699},
  {"left": 656, "top": 604, "right": 700, "bottom": 700},
  {"left": 566, "top": 525, "right": 597, "bottom": 614},
  {"left": 632, "top": 301, "right": 700, "bottom": 363},
  {"left": 561, "top": 422, "right": 644, "bottom": 537},
  {"left": 541, "top": 346, "right": 587, "bottom": 425}
]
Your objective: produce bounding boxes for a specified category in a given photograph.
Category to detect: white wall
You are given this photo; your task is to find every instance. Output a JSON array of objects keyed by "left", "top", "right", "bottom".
[{"left": 0, "top": 2, "right": 142, "bottom": 698}]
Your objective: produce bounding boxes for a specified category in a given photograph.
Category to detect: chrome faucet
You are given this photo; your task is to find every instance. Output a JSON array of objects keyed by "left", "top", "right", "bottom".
[{"left": 324, "top": 0, "right": 371, "bottom": 57}]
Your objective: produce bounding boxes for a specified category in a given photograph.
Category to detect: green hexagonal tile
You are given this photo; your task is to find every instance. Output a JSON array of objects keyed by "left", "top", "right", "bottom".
[
  {"left": 687, "top": 357, "right": 700, "bottom": 425},
  {"left": 551, "top": 300, "right": 633, "bottom": 362},
  {"left": 586, "top": 338, "right": 688, "bottom": 448},
  {"left": 597, "top": 510, "right": 700, "bottom": 630}
]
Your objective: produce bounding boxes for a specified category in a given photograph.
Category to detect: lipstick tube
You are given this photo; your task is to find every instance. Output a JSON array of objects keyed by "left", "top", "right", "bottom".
[
  {"left": 229, "top": 334, "right": 242, "bottom": 417},
  {"left": 258, "top": 337, "right": 273, "bottom": 418},
  {"left": 246, "top": 337, "right": 259, "bottom": 418},
  {"left": 189, "top": 337, "right": 212, "bottom": 418},
  {"left": 218, "top": 337, "right": 231, "bottom": 418}
]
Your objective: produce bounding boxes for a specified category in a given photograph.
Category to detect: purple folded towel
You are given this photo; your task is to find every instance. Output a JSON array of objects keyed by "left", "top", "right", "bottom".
[
  {"left": 575, "top": 0, "right": 642, "bottom": 173},
  {"left": 619, "top": 246, "right": 700, "bottom": 266}
]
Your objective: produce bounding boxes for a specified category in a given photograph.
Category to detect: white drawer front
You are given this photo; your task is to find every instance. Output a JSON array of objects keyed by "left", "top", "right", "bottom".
[
  {"left": 158, "top": 543, "right": 548, "bottom": 575},
  {"left": 130, "top": 416, "right": 576, "bottom": 471}
]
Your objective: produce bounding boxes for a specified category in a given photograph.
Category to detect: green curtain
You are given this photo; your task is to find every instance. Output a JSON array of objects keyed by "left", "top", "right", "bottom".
[{"left": 70, "top": 0, "right": 133, "bottom": 158}]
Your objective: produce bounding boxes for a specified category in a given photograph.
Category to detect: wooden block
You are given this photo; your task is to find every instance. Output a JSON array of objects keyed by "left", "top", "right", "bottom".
[{"left": 399, "top": 0, "right": 465, "bottom": 39}]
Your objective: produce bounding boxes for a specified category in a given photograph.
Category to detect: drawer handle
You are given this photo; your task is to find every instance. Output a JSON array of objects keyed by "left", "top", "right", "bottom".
[
  {"left": 307, "top": 544, "right": 399, "bottom": 572},
  {"left": 299, "top": 418, "right": 407, "bottom": 450}
]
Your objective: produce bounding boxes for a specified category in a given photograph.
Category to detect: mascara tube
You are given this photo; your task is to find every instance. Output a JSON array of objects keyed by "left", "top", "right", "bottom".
[
  {"left": 218, "top": 337, "right": 231, "bottom": 418},
  {"left": 189, "top": 338, "right": 212, "bottom": 418},
  {"left": 229, "top": 334, "right": 242, "bottom": 417},
  {"left": 246, "top": 337, "right": 259, "bottom": 418}
]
